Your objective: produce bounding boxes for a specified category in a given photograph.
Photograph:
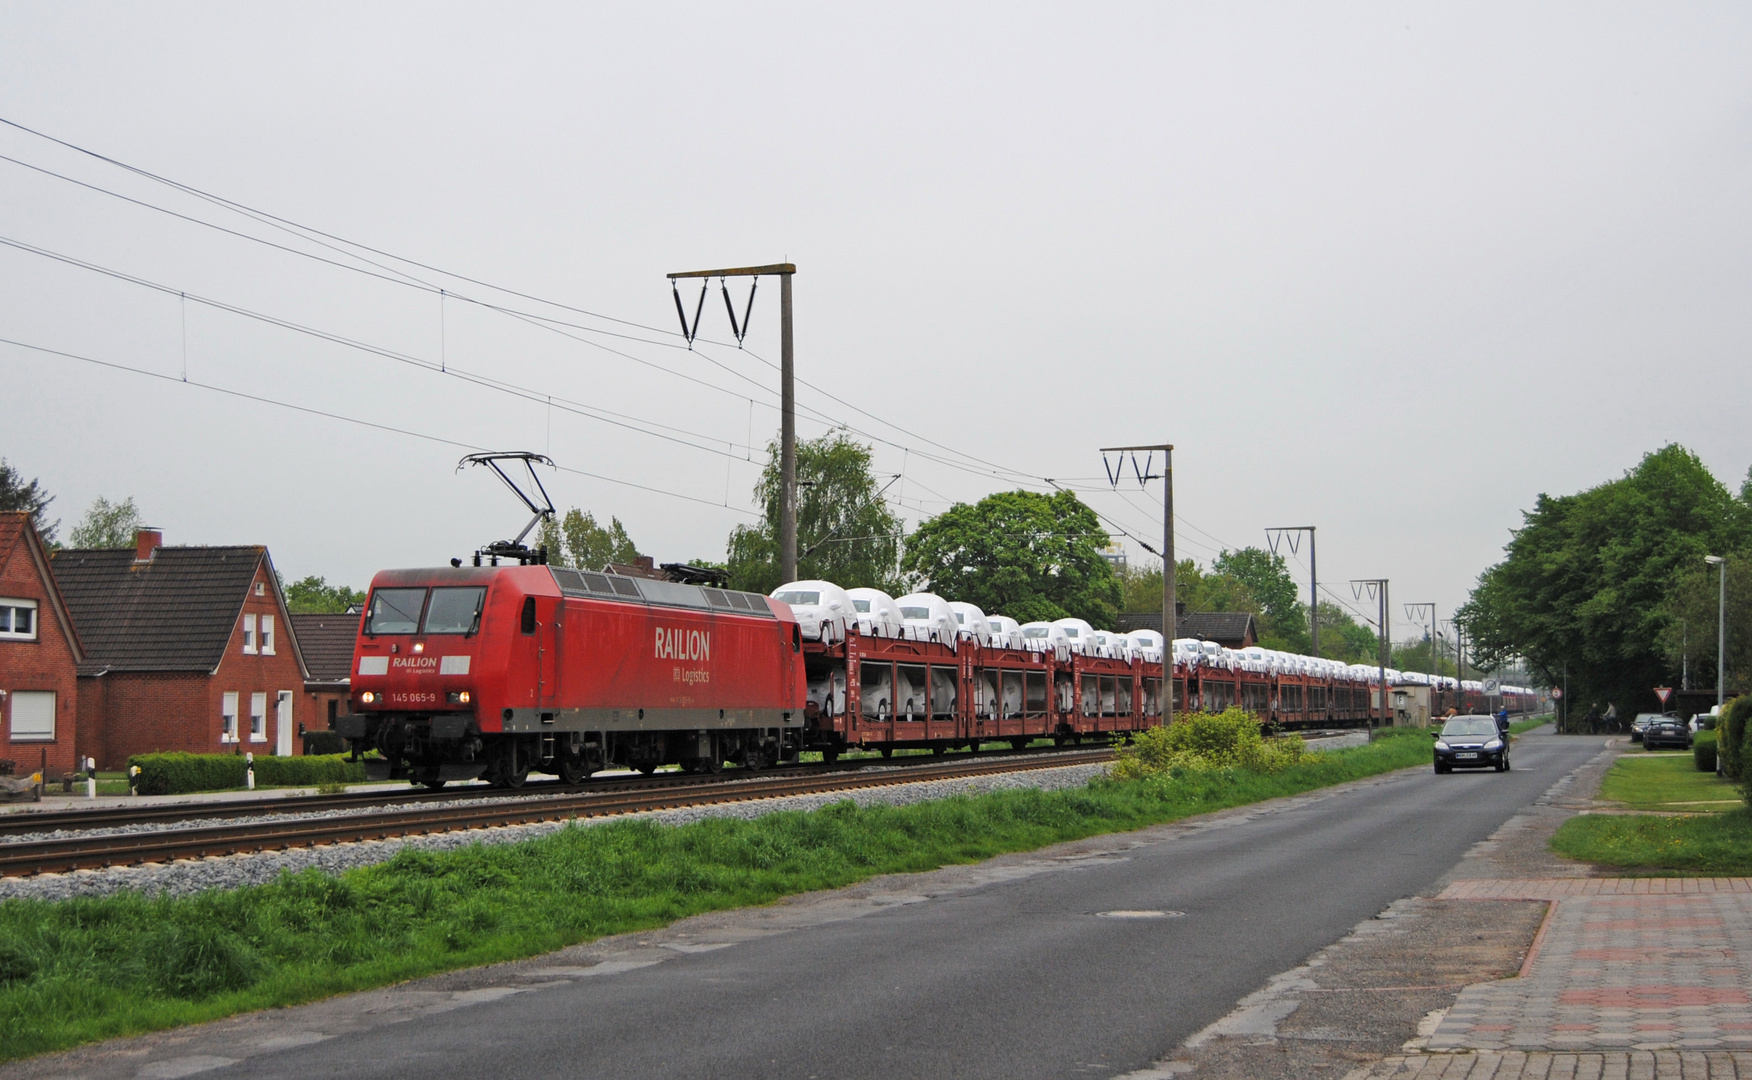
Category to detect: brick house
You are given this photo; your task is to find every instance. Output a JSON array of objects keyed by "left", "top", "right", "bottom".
[
  {"left": 289, "top": 612, "right": 357, "bottom": 733},
  {"left": 52, "top": 530, "right": 315, "bottom": 769},
  {"left": 0, "top": 511, "right": 85, "bottom": 778}
]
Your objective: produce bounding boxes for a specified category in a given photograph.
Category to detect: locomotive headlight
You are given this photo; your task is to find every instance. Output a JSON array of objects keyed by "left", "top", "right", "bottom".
[
  {"left": 412, "top": 642, "right": 425, "bottom": 653},
  {"left": 361, "top": 691, "right": 377, "bottom": 704},
  {"left": 447, "top": 690, "right": 472, "bottom": 705}
]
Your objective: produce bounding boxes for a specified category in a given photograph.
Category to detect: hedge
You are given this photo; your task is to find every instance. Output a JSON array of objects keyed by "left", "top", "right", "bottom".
[
  {"left": 1719, "top": 697, "right": 1750, "bottom": 781},
  {"left": 127, "top": 752, "right": 365, "bottom": 795},
  {"left": 1694, "top": 730, "right": 1717, "bottom": 773}
]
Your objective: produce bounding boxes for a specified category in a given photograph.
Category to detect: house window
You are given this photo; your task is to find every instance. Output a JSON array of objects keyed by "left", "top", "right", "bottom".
[
  {"left": 255, "top": 581, "right": 265, "bottom": 597},
  {"left": 261, "top": 614, "right": 276, "bottom": 656},
  {"left": 222, "top": 691, "right": 239, "bottom": 742},
  {"left": 242, "top": 614, "right": 257, "bottom": 654},
  {"left": 250, "top": 692, "right": 267, "bottom": 741},
  {"left": 8, "top": 690, "right": 55, "bottom": 741},
  {"left": 0, "top": 598, "right": 38, "bottom": 641}
]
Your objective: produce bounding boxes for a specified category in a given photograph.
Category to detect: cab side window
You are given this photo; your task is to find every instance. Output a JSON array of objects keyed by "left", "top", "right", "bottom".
[{"left": 521, "top": 596, "right": 537, "bottom": 635}]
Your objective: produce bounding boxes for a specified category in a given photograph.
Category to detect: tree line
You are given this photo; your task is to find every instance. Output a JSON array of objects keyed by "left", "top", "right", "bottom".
[{"left": 1459, "top": 445, "right": 1751, "bottom": 714}]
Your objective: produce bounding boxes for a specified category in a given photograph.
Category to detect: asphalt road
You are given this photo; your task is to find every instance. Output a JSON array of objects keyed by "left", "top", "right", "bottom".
[{"left": 225, "top": 731, "right": 1606, "bottom": 1080}]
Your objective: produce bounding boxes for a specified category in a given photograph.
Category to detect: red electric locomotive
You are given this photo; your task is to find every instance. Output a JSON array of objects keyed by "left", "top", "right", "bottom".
[{"left": 339, "top": 564, "right": 806, "bottom": 787}]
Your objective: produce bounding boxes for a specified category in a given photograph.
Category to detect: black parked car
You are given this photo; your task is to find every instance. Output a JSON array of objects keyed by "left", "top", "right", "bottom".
[
  {"left": 1642, "top": 716, "right": 1691, "bottom": 751},
  {"left": 1433, "top": 716, "right": 1510, "bottom": 773}
]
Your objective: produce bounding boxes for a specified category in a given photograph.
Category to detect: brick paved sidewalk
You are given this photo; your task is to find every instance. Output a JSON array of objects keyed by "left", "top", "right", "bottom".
[{"left": 1350, "top": 879, "right": 1752, "bottom": 1079}]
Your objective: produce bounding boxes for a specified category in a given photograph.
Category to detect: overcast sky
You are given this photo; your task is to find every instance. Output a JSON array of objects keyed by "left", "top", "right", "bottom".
[{"left": 4, "top": 3, "right": 1750, "bottom": 641}]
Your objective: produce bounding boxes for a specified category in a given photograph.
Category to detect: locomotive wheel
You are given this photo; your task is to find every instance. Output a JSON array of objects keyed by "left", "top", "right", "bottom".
[
  {"left": 635, "top": 762, "right": 659, "bottom": 775},
  {"left": 557, "top": 755, "right": 589, "bottom": 785},
  {"left": 503, "top": 764, "right": 529, "bottom": 788}
]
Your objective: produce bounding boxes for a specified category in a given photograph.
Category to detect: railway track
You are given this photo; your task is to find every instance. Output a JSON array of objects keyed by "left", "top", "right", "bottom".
[
  {"left": 0, "top": 745, "right": 1095, "bottom": 838},
  {"left": 0, "top": 748, "right": 1115, "bottom": 877}
]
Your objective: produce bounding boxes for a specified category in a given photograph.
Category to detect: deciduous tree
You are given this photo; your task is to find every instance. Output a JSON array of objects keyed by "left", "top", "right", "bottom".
[
  {"left": 901, "top": 489, "right": 1121, "bottom": 626},
  {"left": 539, "top": 510, "right": 640, "bottom": 570},
  {"left": 1459, "top": 445, "right": 1752, "bottom": 713},
  {"left": 68, "top": 496, "right": 141, "bottom": 549},
  {"left": 284, "top": 576, "right": 367, "bottom": 614},
  {"left": 726, "top": 431, "right": 903, "bottom": 595}
]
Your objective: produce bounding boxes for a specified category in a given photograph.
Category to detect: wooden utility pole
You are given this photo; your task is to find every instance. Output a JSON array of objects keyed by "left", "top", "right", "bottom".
[
  {"left": 1102, "top": 443, "right": 1175, "bottom": 720},
  {"left": 667, "top": 263, "right": 798, "bottom": 582}
]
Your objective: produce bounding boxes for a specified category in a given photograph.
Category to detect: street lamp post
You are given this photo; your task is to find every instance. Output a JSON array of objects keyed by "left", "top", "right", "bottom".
[{"left": 1705, "top": 555, "right": 1727, "bottom": 710}]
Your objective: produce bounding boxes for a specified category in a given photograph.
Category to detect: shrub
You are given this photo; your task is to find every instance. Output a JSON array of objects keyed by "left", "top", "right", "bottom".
[
  {"left": 1111, "top": 708, "right": 1305, "bottom": 780},
  {"left": 127, "top": 752, "right": 365, "bottom": 794},
  {"left": 128, "top": 752, "right": 246, "bottom": 795},
  {"left": 253, "top": 754, "right": 365, "bottom": 787},
  {"left": 1694, "top": 730, "right": 1718, "bottom": 773},
  {"left": 1718, "top": 696, "right": 1749, "bottom": 781}
]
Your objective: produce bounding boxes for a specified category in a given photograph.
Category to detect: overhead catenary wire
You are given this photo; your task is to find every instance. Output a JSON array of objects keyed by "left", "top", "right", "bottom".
[
  {"left": 0, "top": 233, "right": 773, "bottom": 465},
  {"left": 0, "top": 122, "right": 1058, "bottom": 491},
  {"left": 0, "top": 335, "right": 758, "bottom": 516}
]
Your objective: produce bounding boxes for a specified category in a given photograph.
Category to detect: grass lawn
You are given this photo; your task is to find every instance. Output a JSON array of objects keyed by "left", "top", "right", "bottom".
[
  {"left": 1596, "top": 753, "right": 1740, "bottom": 813},
  {"left": 0, "top": 730, "right": 1431, "bottom": 1063},
  {"left": 1552, "top": 807, "right": 1752, "bottom": 875},
  {"left": 1550, "top": 750, "right": 1752, "bottom": 874}
]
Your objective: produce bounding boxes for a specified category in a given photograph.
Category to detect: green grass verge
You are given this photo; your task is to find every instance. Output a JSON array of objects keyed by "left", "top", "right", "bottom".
[
  {"left": 1509, "top": 715, "right": 1554, "bottom": 735},
  {"left": 1551, "top": 807, "right": 1752, "bottom": 875},
  {"left": 1596, "top": 754, "right": 1741, "bottom": 813},
  {"left": 0, "top": 730, "right": 1431, "bottom": 1063}
]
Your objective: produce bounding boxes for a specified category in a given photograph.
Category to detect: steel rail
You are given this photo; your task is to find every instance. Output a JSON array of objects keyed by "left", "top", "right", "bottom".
[
  {"left": 0, "top": 746, "right": 1091, "bottom": 838},
  {"left": 0, "top": 750, "right": 1114, "bottom": 877}
]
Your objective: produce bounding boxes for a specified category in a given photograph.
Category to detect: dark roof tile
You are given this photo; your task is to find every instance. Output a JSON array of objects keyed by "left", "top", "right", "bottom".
[
  {"left": 50, "top": 546, "right": 264, "bottom": 672},
  {"left": 289, "top": 613, "right": 358, "bottom": 683}
]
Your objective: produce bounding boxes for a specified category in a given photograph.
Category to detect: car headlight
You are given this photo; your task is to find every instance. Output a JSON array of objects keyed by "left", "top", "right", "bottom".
[
  {"left": 1434, "top": 740, "right": 1450, "bottom": 751},
  {"left": 1484, "top": 739, "right": 1502, "bottom": 750}
]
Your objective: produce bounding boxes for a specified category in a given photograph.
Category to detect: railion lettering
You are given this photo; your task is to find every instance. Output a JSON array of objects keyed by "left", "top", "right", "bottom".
[{"left": 654, "top": 627, "right": 711, "bottom": 662}]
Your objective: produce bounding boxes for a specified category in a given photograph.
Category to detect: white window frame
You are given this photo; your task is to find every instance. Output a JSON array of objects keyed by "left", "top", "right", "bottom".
[
  {"left": 250, "top": 692, "right": 267, "bottom": 742},
  {"left": 242, "top": 613, "right": 257, "bottom": 654},
  {"left": 0, "top": 598, "right": 39, "bottom": 642},
  {"left": 261, "top": 614, "right": 276, "bottom": 656},
  {"left": 8, "top": 690, "right": 55, "bottom": 741},
  {"left": 221, "top": 691, "right": 239, "bottom": 742},
  {"left": 255, "top": 581, "right": 265, "bottom": 597}
]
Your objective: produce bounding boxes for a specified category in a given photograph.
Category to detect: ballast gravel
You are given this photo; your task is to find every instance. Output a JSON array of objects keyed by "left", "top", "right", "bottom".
[{"left": 0, "top": 761, "right": 1110, "bottom": 903}]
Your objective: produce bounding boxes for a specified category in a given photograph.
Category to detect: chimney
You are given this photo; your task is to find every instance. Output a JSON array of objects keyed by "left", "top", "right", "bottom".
[{"left": 134, "top": 528, "right": 162, "bottom": 564}]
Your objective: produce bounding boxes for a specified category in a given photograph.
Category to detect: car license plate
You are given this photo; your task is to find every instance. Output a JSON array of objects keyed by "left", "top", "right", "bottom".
[{"left": 1456, "top": 752, "right": 1478, "bottom": 759}]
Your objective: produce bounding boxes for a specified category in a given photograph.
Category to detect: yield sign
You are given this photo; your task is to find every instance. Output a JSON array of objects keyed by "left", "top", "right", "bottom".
[{"left": 1654, "top": 687, "right": 1673, "bottom": 705}]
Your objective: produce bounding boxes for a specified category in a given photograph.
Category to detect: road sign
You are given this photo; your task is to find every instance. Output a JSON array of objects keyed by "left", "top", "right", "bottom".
[
  {"left": 1655, "top": 686, "right": 1673, "bottom": 705},
  {"left": 1551, "top": 688, "right": 1564, "bottom": 700},
  {"left": 1483, "top": 679, "right": 1500, "bottom": 693}
]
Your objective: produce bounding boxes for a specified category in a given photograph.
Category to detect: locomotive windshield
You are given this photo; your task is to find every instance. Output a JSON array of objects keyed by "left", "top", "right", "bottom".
[
  {"left": 423, "top": 587, "right": 486, "bottom": 634},
  {"left": 366, "top": 588, "right": 426, "bottom": 635}
]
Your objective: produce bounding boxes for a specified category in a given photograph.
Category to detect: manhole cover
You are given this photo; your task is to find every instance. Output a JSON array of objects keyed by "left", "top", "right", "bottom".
[{"left": 1096, "top": 909, "right": 1184, "bottom": 919}]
